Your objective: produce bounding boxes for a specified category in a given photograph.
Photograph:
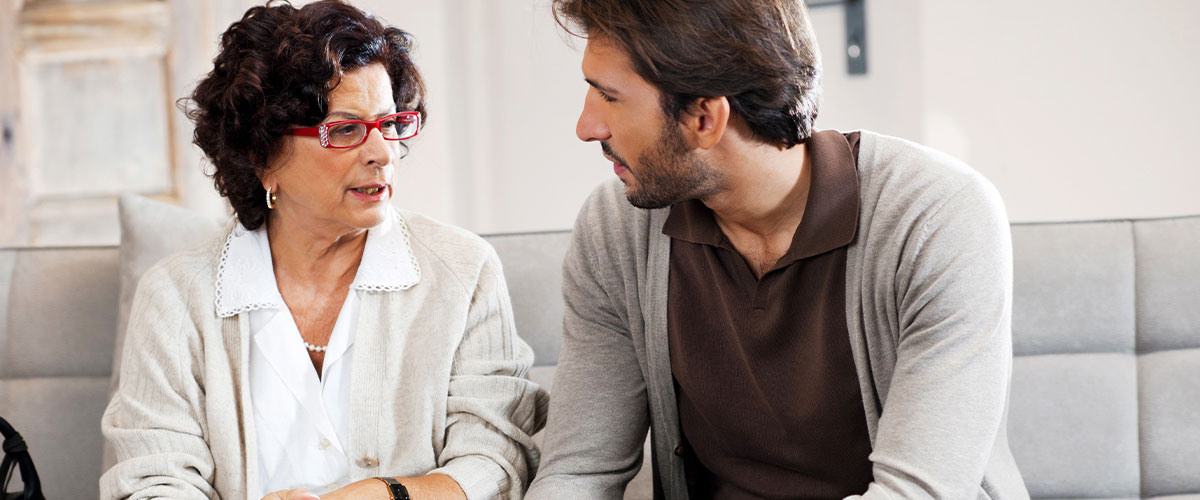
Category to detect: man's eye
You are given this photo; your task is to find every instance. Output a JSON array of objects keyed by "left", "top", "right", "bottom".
[{"left": 599, "top": 92, "right": 617, "bottom": 103}]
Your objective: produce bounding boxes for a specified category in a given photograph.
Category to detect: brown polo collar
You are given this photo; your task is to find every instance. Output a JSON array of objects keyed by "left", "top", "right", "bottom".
[{"left": 663, "top": 130, "right": 860, "bottom": 266}]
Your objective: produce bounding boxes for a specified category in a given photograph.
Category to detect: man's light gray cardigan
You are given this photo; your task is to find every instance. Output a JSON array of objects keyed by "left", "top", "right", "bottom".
[
  {"left": 101, "top": 211, "right": 548, "bottom": 500},
  {"left": 526, "top": 131, "right": 1030, "bottom": 500}
]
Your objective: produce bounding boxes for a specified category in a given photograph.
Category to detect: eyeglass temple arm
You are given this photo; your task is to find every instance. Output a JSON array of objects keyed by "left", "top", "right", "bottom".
[{"left": 284, "top": 127, "right": 321, "bottom": 137}]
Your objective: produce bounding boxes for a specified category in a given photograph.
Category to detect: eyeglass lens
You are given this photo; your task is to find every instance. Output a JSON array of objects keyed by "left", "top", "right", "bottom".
[{"left": 325, "top": 115, "right": 418, "bottom": 148}]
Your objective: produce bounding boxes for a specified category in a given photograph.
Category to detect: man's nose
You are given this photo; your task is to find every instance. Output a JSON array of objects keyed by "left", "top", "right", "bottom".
[{"left": 576, "top": 98, "right": 610, "bottom": 143}]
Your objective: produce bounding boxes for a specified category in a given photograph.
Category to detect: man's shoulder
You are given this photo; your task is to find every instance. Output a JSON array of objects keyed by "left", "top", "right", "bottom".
[
  {"left": 856, "top": 130, "right": 1004, "bottom": 224},
  {"left": 579, "top": 178, "right": 652, "bottom": 220},
  {"left": 563, "top": 179, "right": 670, "bottom": 297},
  {"left": 858, "top": 130, "right": 984, "bottom": 186},
  {"left": 573, "top": 178, "right": 664, "bottom": 243}
]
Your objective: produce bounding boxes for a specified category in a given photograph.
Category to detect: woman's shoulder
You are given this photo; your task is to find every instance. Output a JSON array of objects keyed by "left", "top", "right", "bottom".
[
  {"left": 138, "top": 229, "right": 226, "bottom": 293},
  {"left": 127, "top": 229, "right": 226, "bottom": 328},
  {"left": 398, "top": 210, "right": 493, "bottom": 255},
  {"left": 396, "top": 209, "right": 499, "bottom": 281}
]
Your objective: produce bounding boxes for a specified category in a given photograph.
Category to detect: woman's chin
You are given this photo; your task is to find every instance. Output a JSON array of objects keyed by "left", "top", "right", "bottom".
[{"left": 347, "top": 204, "right": 389, "bottom": 229}]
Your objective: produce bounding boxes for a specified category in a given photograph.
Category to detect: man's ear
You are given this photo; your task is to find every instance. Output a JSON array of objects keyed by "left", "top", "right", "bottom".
[{"left": 680, "top": 96, "right": 730, "bottom": 150}]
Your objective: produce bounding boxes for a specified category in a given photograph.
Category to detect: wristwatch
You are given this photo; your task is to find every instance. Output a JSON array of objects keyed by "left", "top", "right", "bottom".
[{"left": 376, "top": 477, "right": 411, "bottom": 500}]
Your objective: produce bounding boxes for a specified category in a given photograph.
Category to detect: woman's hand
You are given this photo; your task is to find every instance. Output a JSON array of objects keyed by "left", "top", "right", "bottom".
[
  {"left": 313, "top": 479, "right": 388, "bottom": 500},
  {"left": 261, "top": 488, "right": 321, "bottom": 500},
  {"left": 320, "top": 475, "right": 466, "bottom": 500}
]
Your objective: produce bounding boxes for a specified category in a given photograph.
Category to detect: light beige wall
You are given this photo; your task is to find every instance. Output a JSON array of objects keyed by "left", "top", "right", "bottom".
[
  {"left": 354, "top": 0, "right": 607, "bottom": 234},
  {"left": 449, "top": 0, "right": 1200, "bottom": 230},
  {"left": 920, "top": 0, "right": 1200, "bottom": 222},
  {"left": 817, "top": 0, "right": 1200, "bottom": 223},
  {"left": 8, "top": 0, "right": 1195, "bottom": 243},
  {"left": 810, "top": 0, "right": 924, "bottom": 141}
]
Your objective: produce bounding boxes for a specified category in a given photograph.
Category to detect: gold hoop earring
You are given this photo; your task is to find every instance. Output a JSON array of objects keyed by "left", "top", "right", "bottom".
[{"left": 266, "top": 186, "right": 277, "bottom": 209}]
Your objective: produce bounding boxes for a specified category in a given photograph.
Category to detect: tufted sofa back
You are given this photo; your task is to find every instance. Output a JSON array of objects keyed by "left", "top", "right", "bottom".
[
  {"left": 1007, "top": 217, "right": 1200, "bottom": 499},
  {"left": 1, "top": 215, "right": 1198, "bottom": 499}
]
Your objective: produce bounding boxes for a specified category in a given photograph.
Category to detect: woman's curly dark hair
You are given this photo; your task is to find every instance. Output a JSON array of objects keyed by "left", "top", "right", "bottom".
[{"left": 186, "top": 0, "right": 426, "bottom": 230}]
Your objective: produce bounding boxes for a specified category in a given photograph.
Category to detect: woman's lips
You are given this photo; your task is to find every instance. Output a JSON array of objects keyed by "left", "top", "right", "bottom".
[{"left": 349, "top": 183, "right": 388, "bottom": 202}]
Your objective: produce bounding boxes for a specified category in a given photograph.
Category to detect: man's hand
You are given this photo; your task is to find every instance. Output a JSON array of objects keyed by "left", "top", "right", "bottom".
[{"left": 261, "top": 489, "right": 320, "bottom": 500}]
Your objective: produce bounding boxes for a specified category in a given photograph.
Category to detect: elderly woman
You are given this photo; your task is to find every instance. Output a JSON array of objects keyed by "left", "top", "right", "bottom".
[{"left": 100, "top": 2, "right": 547, "bottom": 499}]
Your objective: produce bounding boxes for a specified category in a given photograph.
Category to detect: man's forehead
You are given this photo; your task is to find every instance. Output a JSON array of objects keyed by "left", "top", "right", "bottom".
[{"left": 582, "top": 35, "right": 635, "bottom": 79}]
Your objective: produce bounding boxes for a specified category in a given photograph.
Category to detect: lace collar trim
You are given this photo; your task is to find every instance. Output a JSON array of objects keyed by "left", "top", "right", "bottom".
[{"left": 214, "top": 208, "right": 421, "bottom": 318}]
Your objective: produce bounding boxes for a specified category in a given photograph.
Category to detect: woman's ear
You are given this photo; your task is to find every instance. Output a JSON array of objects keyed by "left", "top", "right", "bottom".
[{"left": 258, "top": 168, "right": 276, "bottom": 192}]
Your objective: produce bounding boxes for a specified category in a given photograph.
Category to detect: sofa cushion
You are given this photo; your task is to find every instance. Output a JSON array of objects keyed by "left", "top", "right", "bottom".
[
  {"left": 1139, "top": 348, "right": 1200, "bottom": 497},
  {"left": 1010, "top": 221, "right": 1135, "bottom": 356},
  {"left": 1, "top": 247, "right": 119, "bottom": 497},
  {"left": 1008, "top": 353, "right": 1140, "bottom": 498},
  {"left": 1134, "top": 217, "right": 1200, "bottom": 352},
  {"left": 486, "top": 231, "right": 571, "bottom": 367},
  {"left": 1009, "top": 216, "right": 1200, "bottom": 500},
  {"left": 0, "top": 376, "right": 111, "bottom": 499},
  {"left": 1133, "top": 218, "right": 1200, "bottom": 498},
  {"left": 1, "top": 248, "right": 119, "bottom": 379}
]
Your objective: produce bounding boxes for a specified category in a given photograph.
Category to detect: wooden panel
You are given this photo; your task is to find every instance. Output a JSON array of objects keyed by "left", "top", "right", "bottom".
[
  {"left": 27, "top": 197, "right": 119, "bottom": 245},
  {"left": 4, "top": 0, "right": 252, "bottom": 246},
  {"left": 20, "top": 1, "right": 168, "bottom": 60},
  {"left": 13, "top": 0, "right": 172, "bottom": 246},
  {"left": 1, "top": 0, "right": 28, "bottom": 246},
  {"left": 26, "top": 55, "right": 173, "bottom": 198}
]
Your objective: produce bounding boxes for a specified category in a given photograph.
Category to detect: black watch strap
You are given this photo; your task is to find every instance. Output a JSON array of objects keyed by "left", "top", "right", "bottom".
[{"left": 376, "top": 477, "right": 410, "bottom": 500}]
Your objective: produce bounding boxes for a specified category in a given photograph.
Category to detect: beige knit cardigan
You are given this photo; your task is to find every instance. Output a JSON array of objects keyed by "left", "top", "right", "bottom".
[{"left": 101, "top": 211, "right": 549, "bottom": 500}]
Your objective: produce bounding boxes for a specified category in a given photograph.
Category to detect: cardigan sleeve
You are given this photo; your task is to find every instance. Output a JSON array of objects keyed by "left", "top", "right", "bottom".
[
  {"left": 524, "top": 187, "right": 654, "bottom": 500},
  {"left": 848, "top": 174, "right": 1015, "bottom": 500},
  {"left": 100, "top": 263, "right": 218, "bottom": 500},
  {"left": 428, "top": 248, "right": 550, "bottom": 500}
]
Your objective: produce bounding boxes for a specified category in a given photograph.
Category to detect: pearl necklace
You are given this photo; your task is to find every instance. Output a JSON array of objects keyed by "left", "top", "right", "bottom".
[{"left": 302, "top": 340, "right": 328, "bottom": 353}]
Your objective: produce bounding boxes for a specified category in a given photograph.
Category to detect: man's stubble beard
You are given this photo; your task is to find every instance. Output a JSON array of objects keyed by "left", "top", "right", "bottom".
[{"left": 624, "top": 120, "right": 724, "bottom": 210}]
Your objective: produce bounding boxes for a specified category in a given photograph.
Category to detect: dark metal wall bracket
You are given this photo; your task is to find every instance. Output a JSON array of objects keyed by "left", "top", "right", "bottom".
[{"left": 808, "top": 0, "right": 867, "bottom": 75}]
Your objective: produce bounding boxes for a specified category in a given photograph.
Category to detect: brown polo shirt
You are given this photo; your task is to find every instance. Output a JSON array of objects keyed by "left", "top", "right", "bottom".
[{"left": 664, "top": 131, "right": 872, "bottom": 499}]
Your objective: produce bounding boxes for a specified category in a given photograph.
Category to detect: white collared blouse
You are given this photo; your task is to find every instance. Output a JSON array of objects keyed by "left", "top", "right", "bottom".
[{"left": 215, "top": 210, "right": 420, "bottom": 497}]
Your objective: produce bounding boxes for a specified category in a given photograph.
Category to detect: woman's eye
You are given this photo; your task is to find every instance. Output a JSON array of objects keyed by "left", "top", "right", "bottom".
[{"left": 329, "top": 124, "right": 359, "bottom": 136}]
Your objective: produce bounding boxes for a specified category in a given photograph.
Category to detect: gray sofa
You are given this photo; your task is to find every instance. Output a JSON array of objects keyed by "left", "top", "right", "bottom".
[{"left": 1, "top": 197, "right": 1198, "bottom": 499}]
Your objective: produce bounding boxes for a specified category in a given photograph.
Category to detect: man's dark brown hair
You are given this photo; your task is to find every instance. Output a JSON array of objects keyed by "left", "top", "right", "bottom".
[{"left": 553, "top": 0, "right": 822, "bottom": 149}]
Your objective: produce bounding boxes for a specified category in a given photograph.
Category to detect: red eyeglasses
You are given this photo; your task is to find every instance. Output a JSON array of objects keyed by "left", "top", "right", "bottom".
[{"left": 284, "top": 111, "right": 421, "bottom": 149}]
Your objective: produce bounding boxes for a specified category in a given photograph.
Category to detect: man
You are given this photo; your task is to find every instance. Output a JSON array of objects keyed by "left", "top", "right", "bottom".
[{"left": 526, "top": 1, "right": 1029, "bottom": 499}]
